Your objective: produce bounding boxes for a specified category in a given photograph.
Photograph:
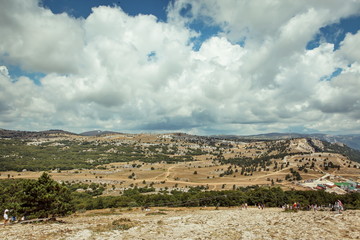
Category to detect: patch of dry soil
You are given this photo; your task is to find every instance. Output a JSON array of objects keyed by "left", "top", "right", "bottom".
[{"left": 1, "top": 208, "right": 359, "bottom": 240}]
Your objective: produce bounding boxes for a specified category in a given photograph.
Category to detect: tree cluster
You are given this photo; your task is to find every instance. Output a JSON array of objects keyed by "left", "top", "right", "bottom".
[
  {"left": 0, "top": 173, "right": 74, "bottom": 219},
  {"left": 71, "top": 186, "right": 360, "bottom": 211}
]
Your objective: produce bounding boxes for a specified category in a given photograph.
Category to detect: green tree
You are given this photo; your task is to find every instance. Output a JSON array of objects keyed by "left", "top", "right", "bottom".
[{"left": 19, "top": 172, "right": 74, "bottom": 218}]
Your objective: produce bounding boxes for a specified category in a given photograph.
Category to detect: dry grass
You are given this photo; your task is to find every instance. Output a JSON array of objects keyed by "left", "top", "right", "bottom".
[
  {"left": 92, "top": 218, "right": 137, "bottom": 232},
  {"left": 1, "top": 136, "right": 359, "bottom": 193},
  {"left": 1, "top": 208, "right": 359, "bottom": 240}
]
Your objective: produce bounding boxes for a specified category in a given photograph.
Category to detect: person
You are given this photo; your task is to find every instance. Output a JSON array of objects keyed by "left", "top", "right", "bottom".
[
  {"left": 3, "top": 209, "right": 9, "bottom": 225},
  {"left": 313, "top": 204, "right": 318, "bottom": 212},
  {"left": 337, "top": 200, "right": 343, "bottom": 213},
  {"left": 293, "top": 202, "right": 297, "bottom": 210}
]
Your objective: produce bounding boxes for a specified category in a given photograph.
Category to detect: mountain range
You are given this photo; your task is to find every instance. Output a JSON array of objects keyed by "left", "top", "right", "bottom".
[
  {"left": 1, "top": 128, "right": 360, "bottom": 151},
  {"left": 216, "top": 133, "right": 360, "bottom": 151}
]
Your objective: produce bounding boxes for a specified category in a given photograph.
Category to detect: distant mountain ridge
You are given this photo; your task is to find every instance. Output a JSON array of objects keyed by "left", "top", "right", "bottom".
[
  {"left": 0, "top": 129, "right": 77, "bottom": 138},
  {"left": 1, "top": 129, "right": 360, "bottom": 151},
  {"left": 215, "top": 133, "right": 360, "bottom": 151},
  {"left": 0, "top": 129, "right": 123, "bottom": 138},
  {"left": 79, "top": 130, "right": 122, "bottom": 136}
]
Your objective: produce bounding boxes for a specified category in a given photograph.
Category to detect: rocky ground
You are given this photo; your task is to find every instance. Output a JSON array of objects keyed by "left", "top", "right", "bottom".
[{"left": 1, "top": 207, "right": 359, "bottom": 240}]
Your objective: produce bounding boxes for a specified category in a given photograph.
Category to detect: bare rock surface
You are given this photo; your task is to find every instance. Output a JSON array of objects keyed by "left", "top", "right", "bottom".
[{"left": 1, "top": 208, "right": 359, "bottom": 240}]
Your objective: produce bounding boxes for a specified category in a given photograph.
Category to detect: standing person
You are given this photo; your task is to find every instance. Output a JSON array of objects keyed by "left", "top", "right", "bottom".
[
  {"left": 337, "top": 200, "right": 344, "bottom": 213},
  {"left": 293, "top": 202, "right": 297, "bottom": 210},
  {"left": 334, "top": 200, "right": 339, "bottom": 211},
  {"left": 3, "top": 209, "right": 9, "bottom": 225}
]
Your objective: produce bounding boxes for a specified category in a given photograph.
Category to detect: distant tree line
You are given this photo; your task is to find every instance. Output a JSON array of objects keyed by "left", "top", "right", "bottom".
[
  {"left": 71, "top": 185, "right": 360, "bottom": 211},
  {"left": 1, "top": 175, "right": 360, "bottom": 220}
]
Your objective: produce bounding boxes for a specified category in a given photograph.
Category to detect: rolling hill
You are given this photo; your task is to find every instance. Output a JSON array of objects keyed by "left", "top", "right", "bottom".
[{"left": 0, "top": 129, "right": 359, "bottom": 193}]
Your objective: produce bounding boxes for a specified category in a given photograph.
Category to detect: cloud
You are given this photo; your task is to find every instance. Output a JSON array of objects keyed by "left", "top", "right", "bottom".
[
  {"left": 0, "top": 66, "right": 44, "bottom": 128},
  {"left": 0, "top": 0, "right": 84, "bottom": 74},
  {"left": 168, "top": 0, "right": 360, "bottom": 43},
  {"left": 339, "top": 30, "right": 360, "bottom": 63},
  {"left": 313, "top": 63, "right": 360, "bottom": 114},
  {"left": 0, "top": 0, "right": 360, "bottom": 134}
]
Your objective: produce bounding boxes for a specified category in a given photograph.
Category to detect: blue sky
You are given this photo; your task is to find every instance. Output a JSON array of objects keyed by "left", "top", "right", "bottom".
[
  {"left": 0, "top": 0, "right": 360, "bottom": 135},
  {"left": 306, "top": 15, "right": 360, "bottom": 50},
  {"left": 41, "top": 0, "right": 222, "bottom": 51},
  {"left": 41, "top": 0, "right": 360, "bottom": 52},
  {"left": 42, "top": 0, "right": 171, "bottom": 21}
]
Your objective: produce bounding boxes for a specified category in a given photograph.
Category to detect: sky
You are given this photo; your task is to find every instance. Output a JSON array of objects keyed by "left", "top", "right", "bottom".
[{"left": 1, "top": 0, "right": 360, "bottom": 135}]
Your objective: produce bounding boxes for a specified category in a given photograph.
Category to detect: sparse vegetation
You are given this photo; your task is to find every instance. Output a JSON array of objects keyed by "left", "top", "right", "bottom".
[{"left": 0, "top": 130, "right": 360, "bottom": 216}]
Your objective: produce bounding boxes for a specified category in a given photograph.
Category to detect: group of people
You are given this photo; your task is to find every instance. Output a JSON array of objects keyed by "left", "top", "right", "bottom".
[
  {"left": 239, "top": 203, "right": 264, "bottom": 210},
  {"left": 257, "top": 203, "right": 265, "bottom": 209},
  {"left": 333, "top": 199, "right": 344, "bottom": 213},
  {"left": 310, "top": 200, "right": 344, "bottom": 213},
  {"left": 282, "top": 200, "right": 344, "bottom": 213},
  {"left": 3, "top": 209, "right": 25, "bottom": 225},
  {"left": 240, "top": 203, "right": 248, "bottom": 209},
  {"left": 282, "top": 203, "right": 300, "bottom": 210}
]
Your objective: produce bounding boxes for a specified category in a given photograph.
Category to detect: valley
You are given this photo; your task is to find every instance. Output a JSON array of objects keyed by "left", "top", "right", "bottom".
[{"left": 1, "top": 130, "right": 359, "bottom": 194}]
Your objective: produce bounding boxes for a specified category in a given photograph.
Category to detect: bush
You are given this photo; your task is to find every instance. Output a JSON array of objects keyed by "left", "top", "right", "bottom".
[{"left": 112, "top": 218, "right": 135, "bottom": 230}]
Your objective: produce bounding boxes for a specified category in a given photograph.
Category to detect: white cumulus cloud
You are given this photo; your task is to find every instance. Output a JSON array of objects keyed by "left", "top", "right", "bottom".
[{"left": 0, "top": 0, "right": 360, "bottom": 135}]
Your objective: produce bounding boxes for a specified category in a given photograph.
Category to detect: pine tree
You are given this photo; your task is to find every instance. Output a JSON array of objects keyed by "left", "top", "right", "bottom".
[{"left": 19, "top": 172, "right": 74, "bottom": 218}]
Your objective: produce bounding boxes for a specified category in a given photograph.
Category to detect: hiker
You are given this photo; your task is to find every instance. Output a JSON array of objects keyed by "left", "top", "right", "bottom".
[
  {"left": 3, "top": 209, "right": 9, "bottom": 225},
  {"left": 312, "top": 204, "right": 318, "bottom": 211},
  {"left": 293, "top": 202, "right": 297, "bottom": 210},
  {"left": 333, "top": 200, "right": 343, "bottom": 213},
  {"left": 337, "top": 200, "right": 343, "bottom": 213}
]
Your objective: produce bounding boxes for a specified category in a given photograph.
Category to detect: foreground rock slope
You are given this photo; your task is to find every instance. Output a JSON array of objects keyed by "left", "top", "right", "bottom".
[{"left": 1, "top": 208, "right": 359, "bottom": 240}]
